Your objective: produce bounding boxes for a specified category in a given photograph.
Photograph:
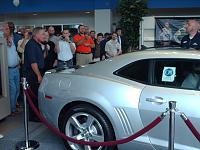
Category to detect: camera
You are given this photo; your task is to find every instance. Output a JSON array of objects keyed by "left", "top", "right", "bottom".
[
  {"left": 84, "top": 32, "right": 89, "bottom": 35},
  {"left": 28, "top": 32, "right": 32, "bottom": 35}
]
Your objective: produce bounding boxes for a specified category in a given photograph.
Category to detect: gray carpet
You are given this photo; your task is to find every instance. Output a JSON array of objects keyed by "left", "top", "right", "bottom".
[{"left": 0, "top": 122, "right": 66, "bottom": 150}]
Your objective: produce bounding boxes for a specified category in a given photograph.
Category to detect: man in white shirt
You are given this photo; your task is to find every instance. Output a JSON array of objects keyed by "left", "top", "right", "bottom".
[
  {"left": 57, "top": 29, "right": 76, "bottom": 68},
  {"left": 105, "top": 32, "right": 122, "bottom": 58}
]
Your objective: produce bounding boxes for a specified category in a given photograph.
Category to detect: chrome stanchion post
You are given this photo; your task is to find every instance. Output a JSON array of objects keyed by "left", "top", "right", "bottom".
[
  {"left": 168, "top": 101, "right": 176, "bottom": 150},
  {"left": 15, "top": 78, "right": 39, "bottom": 150}
]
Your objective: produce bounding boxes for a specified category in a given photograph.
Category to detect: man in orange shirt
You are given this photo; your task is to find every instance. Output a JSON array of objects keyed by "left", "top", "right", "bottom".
[{"left": 73, "top": 25, "right": 95, "bottom": 66}]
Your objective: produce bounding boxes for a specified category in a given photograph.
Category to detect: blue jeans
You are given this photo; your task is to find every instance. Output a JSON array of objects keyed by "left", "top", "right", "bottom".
[
  {"left": 57, "top": 59, "right": 73, "bottom": 68},
  {"left": 8, "top": 67, "right": 20, "bottom": 112}
]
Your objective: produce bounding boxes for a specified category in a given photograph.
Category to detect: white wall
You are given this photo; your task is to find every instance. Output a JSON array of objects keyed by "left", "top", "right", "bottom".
[
  {"left": 95, "top": 9, "right": 112, "bottom": 34},
  {"left": 3, "top": 12, "right": 95, "bottom": 30},
  {"left": 3, "top": 11, "right": 120, "bottom": 34},
  {"left": 141, "top": 16, "right": 155, "bottom": 47}
]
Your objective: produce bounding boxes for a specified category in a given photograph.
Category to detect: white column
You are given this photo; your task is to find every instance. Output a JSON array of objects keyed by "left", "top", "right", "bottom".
[
  {"left": 95, "top": 9, "right": 112, "bottom": 34},
  {"left": 0, "top": 16, "right": 5, "bottom": 22}
]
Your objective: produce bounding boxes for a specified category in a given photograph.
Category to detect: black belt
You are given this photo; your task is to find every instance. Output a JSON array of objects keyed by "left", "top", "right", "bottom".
[
  {"left": 76, "top": 52, "right": 91, "bottom": 54},
  {"left": 58, "top": 60, "right": 69, "bottom": 63},
  {"left": 8, "top": 64, "right": 19, "bottom": 69}
]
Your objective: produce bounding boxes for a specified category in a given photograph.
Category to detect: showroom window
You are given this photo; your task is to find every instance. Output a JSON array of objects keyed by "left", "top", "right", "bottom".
[
  {"left": 43, "top": 24, "right": 80, "bottom": 37},
  {"left": 43, "top": 24, "right": 62, "bottom": 36},
  {"left": 153, "top": 59, "right": 200, "bottom": 90},
  {"left": 114, "top": 59, "right": 150, "bottom": 84}
]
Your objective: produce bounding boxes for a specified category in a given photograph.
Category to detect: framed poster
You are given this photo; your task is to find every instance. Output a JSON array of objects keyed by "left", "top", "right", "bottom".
[{"left": 155, "top": 17, "right": 200, "bottom": 47}]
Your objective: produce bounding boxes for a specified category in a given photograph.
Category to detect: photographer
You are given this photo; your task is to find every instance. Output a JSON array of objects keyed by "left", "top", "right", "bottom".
[
  {"left": 42, "top": 31, "right": 57, "bottom": 71},
  {"left": 56, "top": 29, "right": 75, "bottom": 68},
  {"left": 73, "top": 25, "right": 95, "bottom": 66}
]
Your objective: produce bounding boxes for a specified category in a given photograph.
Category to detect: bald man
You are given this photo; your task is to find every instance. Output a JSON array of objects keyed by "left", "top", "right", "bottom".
[{"left": 181, "top": 19, "right": 200, "bottom": 50}]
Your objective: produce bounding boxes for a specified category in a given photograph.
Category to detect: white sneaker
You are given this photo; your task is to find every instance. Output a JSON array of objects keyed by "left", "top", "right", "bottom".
[{"left": 0, "top": 134, "right": 4, "bottom": 138}]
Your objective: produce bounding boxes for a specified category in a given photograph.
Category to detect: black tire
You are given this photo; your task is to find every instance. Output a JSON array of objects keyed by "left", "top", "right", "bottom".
[{"left": 60, "top": 103, "right": 117, "bottom": 150}]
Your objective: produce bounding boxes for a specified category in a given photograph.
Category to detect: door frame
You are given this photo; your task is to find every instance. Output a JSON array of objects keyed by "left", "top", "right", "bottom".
[{"left": 0, "top": 38, "right": 10, "bottom": 119}]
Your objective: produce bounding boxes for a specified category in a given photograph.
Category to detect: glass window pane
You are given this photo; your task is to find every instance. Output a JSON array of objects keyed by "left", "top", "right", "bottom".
[
  {"left": 154, "top": 59, "right": 200, "bottom": 90},
  {"left": 115, "top": 59, "right": 149, "bottom": 84},
  {"left": 43, "top": 25, "right": 62, "bottom": 36},
  {"left": 63, "top": 24, "right": 79, "bottom": 37}
]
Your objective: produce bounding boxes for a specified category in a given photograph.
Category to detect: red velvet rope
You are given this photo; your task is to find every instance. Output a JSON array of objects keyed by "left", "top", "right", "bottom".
[
  {"left": 27, "top": 88, "right": 38, "bottom": 100},
  {"left": 25, "top": 89, "right": 163, "bottom": 147},
  {"left": 184, "top": 119, "right": 200, "bottom": 142}
]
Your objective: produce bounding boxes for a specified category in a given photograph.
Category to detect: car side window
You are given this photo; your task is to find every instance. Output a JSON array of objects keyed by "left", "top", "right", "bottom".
[
  {"left": 114, "top": 59, "right": 149, "bottom": 84},
  {"left": 154, "top": 59, "right": 200, "bottom": 90}
]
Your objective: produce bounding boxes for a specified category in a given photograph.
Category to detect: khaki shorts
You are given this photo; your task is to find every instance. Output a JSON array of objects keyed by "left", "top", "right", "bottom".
[{"left": 76, "top": 53, "right": 93, "bottom": 66}]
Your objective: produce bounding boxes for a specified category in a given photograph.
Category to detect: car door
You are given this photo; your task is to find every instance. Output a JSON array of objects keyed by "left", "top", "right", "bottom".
[{"left": 139, "top": 58, "right": 200, "bottom": 150}]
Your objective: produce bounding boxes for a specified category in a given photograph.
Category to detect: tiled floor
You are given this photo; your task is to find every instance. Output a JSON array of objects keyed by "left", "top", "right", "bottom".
[{"left": 0, "top": 110, "right": 66, "bottom": 150}]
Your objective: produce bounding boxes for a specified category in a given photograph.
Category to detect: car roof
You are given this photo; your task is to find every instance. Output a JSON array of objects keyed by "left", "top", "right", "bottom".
[{"left": 74, "top": 49, "right": 200, "bottom": 77}]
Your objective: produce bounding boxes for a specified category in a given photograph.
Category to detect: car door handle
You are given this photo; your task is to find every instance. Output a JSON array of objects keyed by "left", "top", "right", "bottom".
[{"left": 146, "top": 97, "right": 167, "bottom": 105}]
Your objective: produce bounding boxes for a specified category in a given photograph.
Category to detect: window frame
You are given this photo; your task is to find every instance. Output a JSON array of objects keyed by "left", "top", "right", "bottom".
[
  {"left": 113, "top": 59, "right": 152, "bottom": 85},
  {"left": 151, "top": 58, "right": 200, "bottom": 91},
  {"left": 114, "top": 57, "right": 200, "bottom": 91}
]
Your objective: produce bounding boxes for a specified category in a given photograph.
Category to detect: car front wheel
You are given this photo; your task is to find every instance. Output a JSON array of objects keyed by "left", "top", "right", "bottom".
[{"left": 60, "top": 103, "right": 116, "bottom": 150}]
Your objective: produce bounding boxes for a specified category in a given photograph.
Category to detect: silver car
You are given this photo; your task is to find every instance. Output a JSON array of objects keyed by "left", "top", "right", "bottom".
[{"left": 38, "top": 49, "right": 200, "bottom": 150}]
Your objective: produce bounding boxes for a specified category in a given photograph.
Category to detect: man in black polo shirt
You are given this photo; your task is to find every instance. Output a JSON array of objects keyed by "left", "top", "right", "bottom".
[
  {"left": 24, "top": 27, "right": 45, "bottom": 122},
  {"left": 181, "top": 19, "right": 200, "bottom": 50}
]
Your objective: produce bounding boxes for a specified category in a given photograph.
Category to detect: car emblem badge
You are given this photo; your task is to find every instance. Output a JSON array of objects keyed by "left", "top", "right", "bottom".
[
  {"left": 162, "top": 67, "right": 176, "bottom": 82},
  {"left": 164, "top": 69, "right": 173, "bottom": 76}
]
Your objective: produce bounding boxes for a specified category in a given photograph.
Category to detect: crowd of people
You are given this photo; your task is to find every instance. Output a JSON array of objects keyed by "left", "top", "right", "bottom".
[
  {"left": 1, "top": 19, "right": 200, "bottom": 122},
  {"left": 1, "top": 22, "right": 128, "bottom": 121}
]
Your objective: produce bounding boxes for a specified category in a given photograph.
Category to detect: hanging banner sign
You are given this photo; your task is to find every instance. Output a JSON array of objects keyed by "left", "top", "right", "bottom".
[{"left": 155, "top": 17, "right": 200, "bottom": 47}]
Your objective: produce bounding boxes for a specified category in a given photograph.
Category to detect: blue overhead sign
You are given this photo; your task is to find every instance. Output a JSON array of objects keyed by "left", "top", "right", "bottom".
[
  {"left": 0, "top": 0, "right": 199, "bottom": 14},
  {"left": 148, "top": 0, "right": 200, "bottom": 9},
  {"left": 0, "top": 0, "right": 118, "bottom": 14}
]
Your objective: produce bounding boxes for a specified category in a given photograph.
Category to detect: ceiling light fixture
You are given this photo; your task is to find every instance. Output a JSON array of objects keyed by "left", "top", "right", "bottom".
[{"left": 13, "top": 0, "right": 20, "bottom": 7}]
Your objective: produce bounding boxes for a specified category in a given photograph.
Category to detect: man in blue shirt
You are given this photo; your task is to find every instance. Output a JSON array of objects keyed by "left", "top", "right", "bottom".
[
  {"left": 3, "top": 23, "right": 20, "bottom": 115},
  {"left": 24, "top": 27, "right": 45, "bottom": 122},
  {"left": 8, "top": 22, "right": 22, "bottom": 49},
  {"left": 8, "top": 22, "right": 23, "bottom": 109},
  {"left": 181, "top": 19, "right": 200, "bottom": 50}
]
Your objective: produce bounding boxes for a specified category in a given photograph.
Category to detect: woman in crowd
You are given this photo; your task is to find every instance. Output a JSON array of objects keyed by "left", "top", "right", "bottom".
[{"left": 17, "top": 29, "right": 32, "bottom": 64}]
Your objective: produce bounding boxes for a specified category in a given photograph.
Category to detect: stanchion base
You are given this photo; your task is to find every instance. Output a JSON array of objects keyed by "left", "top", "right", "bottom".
[
  {"left": 15, "top": 140, "right": 39, "bottom": 150},
  {"left": 0, "top": 134, "right": 4, "bottom": 139}
]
